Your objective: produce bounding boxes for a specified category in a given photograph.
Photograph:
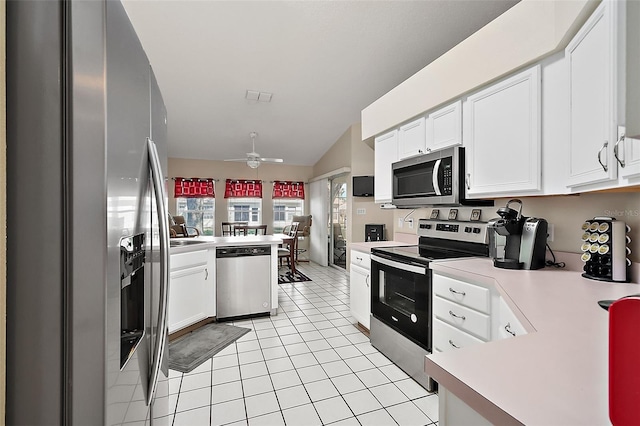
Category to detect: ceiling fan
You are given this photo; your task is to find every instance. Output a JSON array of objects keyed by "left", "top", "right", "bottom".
[{"left": 224, "top": 132, "right": 284, "bottom": 168}]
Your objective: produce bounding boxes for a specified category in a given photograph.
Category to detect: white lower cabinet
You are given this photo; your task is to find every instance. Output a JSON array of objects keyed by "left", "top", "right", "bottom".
[
  {"left": 432, "top": 272, "right": 530, "bottom": 425},
  {"left": 350, "top": 250, "right": 371, "bottom": 329},
  {"left": 169, "top": 249, "right": 214, "bottom": 334},
  {"left": 431, "top": 273, "right": 529, "bottom": 352}
]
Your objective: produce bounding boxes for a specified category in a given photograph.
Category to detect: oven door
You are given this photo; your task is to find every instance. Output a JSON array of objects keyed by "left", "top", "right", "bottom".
[{"left": 370, "top": 253, "right": 431, "bottom": 351}]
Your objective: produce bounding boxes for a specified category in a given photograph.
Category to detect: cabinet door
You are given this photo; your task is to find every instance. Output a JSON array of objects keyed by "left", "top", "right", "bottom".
[
  {"left": 427, "top": 100, "right": 462, "bottom": 152},
  {"left": 619, "top": 134, "right": 640, "bottom": 178},
  {"left": 374, "top": 130, "right": 398, "bottom": 203},
  {"left": 566, "top": 0, "right": 619, "bottom": 187},
  {"left": 464, "top": 65, "right": 541, "bottom": 197},
  {"left": 398, "top": 117, "right": 426, "bottom": 160},
  {"left": 495, "top": 297, "right": 527, "bottom": 340},
  {"left": 349, "top": 264, "right": 371, "bottom": 329},
  {"left": 169, "top": 264, "right": 209, "bottom": 333}
]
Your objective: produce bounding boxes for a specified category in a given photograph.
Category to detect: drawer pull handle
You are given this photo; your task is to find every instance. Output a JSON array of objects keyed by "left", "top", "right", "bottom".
[
  {"left": 504, "top": 322, "right": 516, "bottom": 337},
  {"left": 449, "top": 287, "right": 466, "bottom": 296},
  {"left": 365, "top": 274, "right": 370, "bottom": 288},
  {"left": 356, "top": 257, "right": 362, "bottom": 261},
  {"left": 448, "top": 339, "right": 460, "bottom": 349},
  {"left": 449, "top": 310, "right": 466, "bottom": 321},
  {"left": 204, "top": 268, "right": 208, "bottom": 280},
  {"left": 391, "top": 316, "right": 399, "bottom": 322}
]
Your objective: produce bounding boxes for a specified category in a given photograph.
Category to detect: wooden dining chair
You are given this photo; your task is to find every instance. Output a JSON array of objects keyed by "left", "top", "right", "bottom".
[
  {"left": 232, "top": 224, "right": 267, "bottom": 236},
  {"left": 221, "top": 221, "right": 247, "bottom": 236},
  {"left": 278, "top": 222, "right": 299, "bottom": 270}
]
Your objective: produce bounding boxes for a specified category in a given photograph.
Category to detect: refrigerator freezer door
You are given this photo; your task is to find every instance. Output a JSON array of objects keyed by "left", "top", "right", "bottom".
[{"left": 106, "top": 1, "right": 155, "bottom": 424}]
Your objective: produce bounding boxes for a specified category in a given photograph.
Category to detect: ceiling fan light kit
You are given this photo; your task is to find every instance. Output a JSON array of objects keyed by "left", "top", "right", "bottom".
[{"left": 224, "top": 131, "right": 284, "bottom": 168}]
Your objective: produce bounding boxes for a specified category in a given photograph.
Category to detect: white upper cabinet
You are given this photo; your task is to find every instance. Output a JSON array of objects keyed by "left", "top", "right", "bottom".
[
  {"left": 566, "top": 0, "right": 621, "bottom": 188},
  {"left": 427, "top": 100, "right": 462, "bottom": 152},
  {"left": 626, "top": 0, "right": 640, "bottom": 139},
  {"left": 374, "top": 129, "right": 398, "bottom": 204},
  {"left": 398, "top": 117, "right": 426, "bottom": 160},
  {"left": 463, "top": 65, "right": 541, "bottom": 197},
  {"left": 618, "top": 133, "right": 640, "bottom": 178}
]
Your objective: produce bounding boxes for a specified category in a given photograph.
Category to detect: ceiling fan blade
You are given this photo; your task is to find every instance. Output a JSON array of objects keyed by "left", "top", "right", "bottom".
[
  {"left": 259, "top": 157, "right": 284, "bottom": 163},
  {"left": 223, "top": 158, "right": 250, "bottom": 162}
]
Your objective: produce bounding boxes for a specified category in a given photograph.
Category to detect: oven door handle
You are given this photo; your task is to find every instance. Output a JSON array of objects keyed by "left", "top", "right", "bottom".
[{"left": 370, "top": 254, "right": 427, "bottom": 275}]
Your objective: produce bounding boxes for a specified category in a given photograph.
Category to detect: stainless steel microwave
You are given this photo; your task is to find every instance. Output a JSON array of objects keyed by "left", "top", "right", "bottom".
[{"left": 392, "top": 146, "right": 490, "bottom": 207}]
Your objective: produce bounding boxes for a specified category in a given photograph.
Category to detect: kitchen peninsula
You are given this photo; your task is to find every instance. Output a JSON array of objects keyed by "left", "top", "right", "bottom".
[
  {"left": 168, "top": 235, "right": 283, "bottom": 335},
  {"left": 425, "top": 253, "right": 639, "bottom": 425}
]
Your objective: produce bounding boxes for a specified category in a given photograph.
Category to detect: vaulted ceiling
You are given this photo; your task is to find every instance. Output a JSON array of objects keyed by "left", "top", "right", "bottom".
[{"left": 122, "top": 0, "right": 518, "bottom": 166}]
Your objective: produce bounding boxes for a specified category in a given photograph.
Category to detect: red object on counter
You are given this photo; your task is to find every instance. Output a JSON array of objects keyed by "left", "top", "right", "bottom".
[{"left": 609, "top": 296, "right": 640, "bottom": 425}]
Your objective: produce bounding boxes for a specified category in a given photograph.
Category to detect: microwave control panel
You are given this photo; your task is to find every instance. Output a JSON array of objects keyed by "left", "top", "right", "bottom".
[{"left": 440, "top": 158, "right": 453, "bottom": 195}]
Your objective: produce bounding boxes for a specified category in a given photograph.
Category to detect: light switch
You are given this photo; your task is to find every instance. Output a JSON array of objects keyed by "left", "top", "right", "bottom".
[{"left": 356, "top": 208, "right": 366, "bottom": 215}]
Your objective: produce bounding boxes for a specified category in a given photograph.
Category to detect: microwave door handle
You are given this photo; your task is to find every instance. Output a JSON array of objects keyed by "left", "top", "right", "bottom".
[{"left": 433, "top": 159, "right": 442, "bottom": 196}]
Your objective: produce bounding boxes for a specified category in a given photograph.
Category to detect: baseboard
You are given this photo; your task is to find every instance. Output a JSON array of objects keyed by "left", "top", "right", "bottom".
[{"left": 169, "top": 317, "right": 216, "bottom": 342}]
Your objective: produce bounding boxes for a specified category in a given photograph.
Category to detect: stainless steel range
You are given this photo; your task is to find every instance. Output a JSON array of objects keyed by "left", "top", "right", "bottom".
[{"left": 370, "top": 219, "right": 489, "bottom": 391}]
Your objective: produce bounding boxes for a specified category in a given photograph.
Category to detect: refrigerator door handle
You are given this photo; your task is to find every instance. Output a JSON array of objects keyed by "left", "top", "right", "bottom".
[{"left": 146, "top": 137, "right": 170, "bottom": 406}]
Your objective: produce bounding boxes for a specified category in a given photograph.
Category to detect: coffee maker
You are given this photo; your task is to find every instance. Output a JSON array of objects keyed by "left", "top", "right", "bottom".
[{"left": 487, "top": 199, "right": 548, "bottom": 270}]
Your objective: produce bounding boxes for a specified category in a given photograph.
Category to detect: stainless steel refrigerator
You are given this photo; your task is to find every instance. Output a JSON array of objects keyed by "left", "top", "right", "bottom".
[{"left": 7, "top": 0, "right": 171, "bottom": 424}]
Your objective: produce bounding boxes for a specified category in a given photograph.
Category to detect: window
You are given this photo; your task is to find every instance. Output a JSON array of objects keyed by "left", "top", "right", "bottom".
[
  {"left": 273, "top": 199, "right": 304, "bottom": 234},
  {"left": 176, "top": 197, "right": 215, "bottom": 236},
  {"left": 272, "top": 181, "right": 305, "bottom": 233},
  {"left": 227, "top": 198, "right": 262, "bottom": 224},
  {"left": 173, "top": 177, "right": 216, "bottom": 236}
]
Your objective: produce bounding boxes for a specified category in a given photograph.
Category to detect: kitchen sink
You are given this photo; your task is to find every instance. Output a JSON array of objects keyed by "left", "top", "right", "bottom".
[{"left": 170, "top": 239, "right": 207, "bottom": 247}]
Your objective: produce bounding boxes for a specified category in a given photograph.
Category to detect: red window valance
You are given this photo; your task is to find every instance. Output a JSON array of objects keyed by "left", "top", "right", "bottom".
[
  {"left": 224, "top": 179, "right": 263, "bottom": 198},
  {"left": 174, "top": 177, "right": 215, "bottom": 198},
  {"left": 272, "top": 181, "right": 305, "bottom": 199}
]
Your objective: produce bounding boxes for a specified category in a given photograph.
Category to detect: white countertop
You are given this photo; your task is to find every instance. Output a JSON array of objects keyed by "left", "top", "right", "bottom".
[
  {"left": 426, "top": 254, "right": 639, "bottom": 425},
  {"left": 169, "top": 235, "right": 284, "bottom": 254}
]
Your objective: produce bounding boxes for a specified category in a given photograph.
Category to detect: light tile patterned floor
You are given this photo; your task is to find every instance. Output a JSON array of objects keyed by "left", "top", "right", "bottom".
[{"left": 167, "top": 263, "right": 439, "bottom": 426}]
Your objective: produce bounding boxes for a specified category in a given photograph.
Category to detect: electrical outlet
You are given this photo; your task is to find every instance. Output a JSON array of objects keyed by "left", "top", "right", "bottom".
[
  {"left": 547, "top": 223, "right": 554, "bottom": 242},
  {"left": 398, "top": 218, "right": 403, "bottom": 228},
  {"left": 407, "top": 218, "right": 414, "bottom": 229}
]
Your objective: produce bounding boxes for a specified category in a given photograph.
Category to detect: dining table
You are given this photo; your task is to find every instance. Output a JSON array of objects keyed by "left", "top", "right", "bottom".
[{"left": 273, "top": 233, "right": 296, "bottom": 274}]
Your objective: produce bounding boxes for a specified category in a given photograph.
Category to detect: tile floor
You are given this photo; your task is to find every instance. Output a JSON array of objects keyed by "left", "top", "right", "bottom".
[{"left": 167, "top": 263, "right": 439, "bottom": 426}]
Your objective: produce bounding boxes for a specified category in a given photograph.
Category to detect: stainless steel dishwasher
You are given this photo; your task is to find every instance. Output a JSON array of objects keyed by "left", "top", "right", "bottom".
[{"left": 216, "top": 245, "right": 271, "bottom": 321}]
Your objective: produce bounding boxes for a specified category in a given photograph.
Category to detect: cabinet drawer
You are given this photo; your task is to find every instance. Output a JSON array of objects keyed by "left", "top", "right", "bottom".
[
  {"left": 433, "top": 296, "right": 490, "bottom": 340},
  {"left": 433, "top": 318, "right": 485, "bottom": 353},
  {"left": 433, "top": 274, "right": 490, "bottom": 314},
  {"left": 350, "top": 250, "right": 371, "bottom": 270},
  {"left": 170, "top": 249, "right": 209, "bottom": 271}
]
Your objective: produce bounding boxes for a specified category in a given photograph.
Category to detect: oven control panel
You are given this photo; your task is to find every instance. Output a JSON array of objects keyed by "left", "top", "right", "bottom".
[{"left": 418, "top": 219, "right": 488, "bottom": 244}]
